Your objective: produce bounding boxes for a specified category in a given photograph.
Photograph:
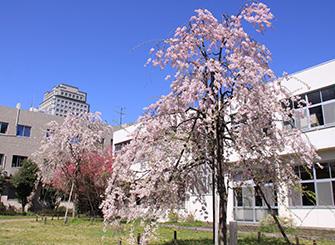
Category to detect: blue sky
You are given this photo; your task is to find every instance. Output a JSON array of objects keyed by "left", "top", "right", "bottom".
[{"left": 0, "top": 0, "right": 334, "bottom": 125}]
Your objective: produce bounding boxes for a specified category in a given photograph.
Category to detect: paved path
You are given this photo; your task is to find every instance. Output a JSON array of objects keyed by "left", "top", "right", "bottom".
[
  {"left": 0, "top": 218, "right": 35, "bottom": 223},
  {"left": 160, "top": 224, "right": 335, "bottom": 241}
]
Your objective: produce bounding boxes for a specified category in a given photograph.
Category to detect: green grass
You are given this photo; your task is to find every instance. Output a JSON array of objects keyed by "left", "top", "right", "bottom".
[{"left": 0, "top": 217, "right": 333, "bottom": 244}]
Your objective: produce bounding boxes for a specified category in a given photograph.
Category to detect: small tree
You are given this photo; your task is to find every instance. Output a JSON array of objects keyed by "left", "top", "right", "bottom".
[
  {"left": 12, "top": 160, "right": 38, "bottom": 212},
  {"left": 51, "top": 149, "right": 113, "bottom": 216},
  {"left": 33, "top": 112, "right": 111, "bottom": 222}
]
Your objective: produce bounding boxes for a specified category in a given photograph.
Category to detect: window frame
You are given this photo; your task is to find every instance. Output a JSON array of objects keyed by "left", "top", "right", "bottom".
[
  {"left": 293, "top": 85, "right": 335, "bottom": 131},
  {"left": 11, "top": 155, "right": 28, "bottom": 168},
  {"left": 16, "top": 124, "right": 31, "bottom": 137},
  {"left": 0, "top": 154, "right": 4, "bottom": 166},
  {"left": 290, "top": 162, "right": 335, "bottom": 208},
  {"left": 0, "top": 121, "right": 9, "bottom": 134}
]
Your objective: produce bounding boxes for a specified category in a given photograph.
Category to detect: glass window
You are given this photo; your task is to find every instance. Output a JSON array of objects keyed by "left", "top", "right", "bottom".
[
  {"left": 323, "top": 102, "right": 335, "bottom": 125},
  {"left": 242, "top": 187, "right": 253, "bottom": 207},
  {"left": 300, "top": 166, "right": 313, "bottom": 180},
  {"left": 263, "top": 186, "right": 277, "bottom": 207},
  {"left": 12, "top": 155, "right": 27, "bottom": 167},
  {"left": 0, "top": 122, "right": 8, "bottom": 134},
  {"left": 16, "top": 125, "right": 31, "bottom": 137},
  {"left": 316, "top": 182, "right": 333, "bottom": 206},
  {"left": 330, "top": 163, "right": 335, "bottom": 178},
  {"left": 333, "top": 181, "right": 335, "bottom": 206},
  {"left": 321, "top": 86, "right": 335, "bottom": 102},
  {"left": 294, "top": 94, "right": 307, "bottom": 109},
  {"left": 234, "top": 188, "right": 243, "bottom": 206},
  {"left": 307, "top": 91, "right": 321, "bottom": 105},
  {"left": 289, "top": 186, "right": 302, "bottom": 206},
  {"left": 315, "top": 163, "right": 330, "bottom": 179},
  {"left": 309, "top": 106, "right": 324, "bottom": 127},
  {"left": 295, "top": 109, "right": 309, "bottom": 130},
  {"left": 254, "top": 187, "right": 263, "bottom": 207},
  {"left": 302, "top": 183, "right": 316, "bottom": 206},
  {"left": 0, "top": 154, "right": 3, "bottom": 165}
]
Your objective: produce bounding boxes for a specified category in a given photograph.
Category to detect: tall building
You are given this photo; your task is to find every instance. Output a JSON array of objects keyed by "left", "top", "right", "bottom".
[{"left": 39, "top": 84, "right": 90, "bottom": 117}]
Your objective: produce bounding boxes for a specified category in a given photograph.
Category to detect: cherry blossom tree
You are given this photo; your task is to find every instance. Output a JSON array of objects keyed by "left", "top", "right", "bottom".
[
  {"left": 51, "top": 149, "right": 113, "bottom": 216},
  {"left": 102, "top": 2, "right": 318, "bottom": 244},
  {"left": 33, "top": 112, "right": 111, "bottom": 222}
]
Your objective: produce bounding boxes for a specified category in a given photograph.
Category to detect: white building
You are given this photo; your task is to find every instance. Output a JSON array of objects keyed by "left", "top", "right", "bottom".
[
  {"left": 112, "top": 60, "right": 335, "bottom": 229},
  {"left": 39, "top": 84, "right": 90, "bottom": 117}
]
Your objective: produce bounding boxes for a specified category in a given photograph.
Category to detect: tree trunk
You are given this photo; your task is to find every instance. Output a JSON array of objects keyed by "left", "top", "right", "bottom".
[
  {"left": 21, "top": 202, "right": 25, "bottom": 213},
  {"left": 28, "top": 177, "right": 43, "bottom": 212},
  {"left": 255, "top": 185, "right": 291, "bottom": 245},
  {"left": 64, "top": 181, "right": 75, "bottom": 224},
  {"left": 218, "top": 182, "right": 228, "bottom": 245}
]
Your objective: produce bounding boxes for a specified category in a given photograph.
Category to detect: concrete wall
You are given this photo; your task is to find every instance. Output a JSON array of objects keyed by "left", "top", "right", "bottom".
[{"left": 0, "top": 105, "right": 63, "bottom": 176}]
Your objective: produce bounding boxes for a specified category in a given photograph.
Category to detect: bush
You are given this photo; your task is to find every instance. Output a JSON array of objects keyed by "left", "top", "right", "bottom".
[
  {"left": 184, "top": 212, "right": 195, "bottom": 223},
  {"left": 0, "top": 203, "right": 20, "bottom": 216},
  {"left": 259, "top": 214, "right": 295, "bottom": 234},
  {"left": 168, "top": 209, "right": 179, "bottom": 223},
  {"left": 37, "top": 206, "right": 72, "bottom": 216}
]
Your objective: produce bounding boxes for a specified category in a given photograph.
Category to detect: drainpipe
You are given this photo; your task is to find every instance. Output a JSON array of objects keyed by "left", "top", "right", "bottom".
[{"left": 15, "top": 103, "right": 21, "bottom": 129}]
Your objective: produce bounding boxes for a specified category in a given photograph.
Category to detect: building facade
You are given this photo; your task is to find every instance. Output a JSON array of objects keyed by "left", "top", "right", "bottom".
[
  {"left": 39, "top": 84, "right": 90, "bottom": 117},
  {"left": 0, "top": 105, "right": 63, "bottom": 177},
  {"left": 112, "top": 60, "right": 335, "bottom": 229},
  {"left": 0, "top": 104, "right": 113, "bottom": 207}
]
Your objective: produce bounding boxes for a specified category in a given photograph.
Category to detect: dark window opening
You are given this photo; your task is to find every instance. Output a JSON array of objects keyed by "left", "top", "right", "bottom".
[
  {"left": 11, "top": 155, "right": 27, "bottom": 168},
  {"left": 315, "top": 163, "right": 330, "bottom": 179},
  {"left": 0, "top": 122, "right": 8, "bottom": 134},
  {"left": 302, "top": 183, "right": 316, "bottom": 206},
  {"left": 307, "top": 91, "right": 321, "bottom": 105},
  {"left": 321, "top": 86, "right": 335, "bottom": 102},
  {"left": 309, "top": 106, "right": 324, "bottom": 127}
]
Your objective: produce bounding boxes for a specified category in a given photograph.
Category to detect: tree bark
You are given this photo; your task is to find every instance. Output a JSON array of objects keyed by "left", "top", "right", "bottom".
[
  {"left": 218, "top": 179, "right": 228, "bottom": 245},
  {"left": 21, "top": 202, "right": 25, "bottom": 213},
  {"left": 64, "top": 181, "right": 75, "bottom": 224},
  {"left": 255, "top": 185, "right": 291, "bottom": 245}
]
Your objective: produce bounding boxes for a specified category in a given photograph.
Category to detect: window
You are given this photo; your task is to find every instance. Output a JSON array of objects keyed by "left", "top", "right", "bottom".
[
  {"left": 234, "top": 188, "right": 243, "bottom": 207},
  {"left": 290, "top": 163, "right": 335, "bottom": 207},
  {"left": 254, "top": 187, "right": 263, "bottom": 207},
  {"left": 292, "top": 85, "right": 335, "bottom": 131},
  {"left": 301, "top": 183, "right": 316, "bottom": 206},
  {"left": 0, "top": 154, "right": 3, "bottom": 166},
  {"left": 321, "top": 86, "right": 335, "bottom": 101},
  {"left": 114, "top": 140, "right": 131, "bottom": 153},
  {"left": 16, "top": 125, "right": 31, "bottom": 137},
  {"left": 0, "top": 122, "right": 8, "bottom": 134},
  {"left": 315, "top": 163, "right": 330, "bottom": 179},
  {"left": 12, "top": 155, "right": 27, "bottom": 167}
]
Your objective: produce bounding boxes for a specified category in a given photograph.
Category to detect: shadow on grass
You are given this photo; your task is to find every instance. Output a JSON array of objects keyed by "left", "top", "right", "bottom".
[{"left": 160, "top": 237, "right": 287, "bottom": 245}]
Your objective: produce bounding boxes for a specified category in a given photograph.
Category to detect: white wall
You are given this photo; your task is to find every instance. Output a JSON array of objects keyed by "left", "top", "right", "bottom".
[
  {"left": 282, "top": 59, "right": 335, "bottom": 96},
  {"left": 288, "top": 208, "right": 335, "bottom": 228}
]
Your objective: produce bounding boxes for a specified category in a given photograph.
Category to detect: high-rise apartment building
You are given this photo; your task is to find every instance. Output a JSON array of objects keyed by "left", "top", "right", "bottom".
[{"left": 39, "top": 84, "right": 90, "bottom": 117}]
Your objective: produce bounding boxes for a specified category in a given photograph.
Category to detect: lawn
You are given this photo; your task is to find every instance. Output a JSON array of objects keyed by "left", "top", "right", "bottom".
[{"left": 0, "top": 217, "right": 333, "bottom": 244}]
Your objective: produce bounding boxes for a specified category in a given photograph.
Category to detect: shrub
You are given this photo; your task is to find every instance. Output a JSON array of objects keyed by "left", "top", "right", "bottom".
[
  {"left": 11, "top": 160, "right": 38, "bottom": 212},
  {"left": 168, "top": 209, "right": 179, "bottom": 223},
  {"left": 0, "top": 203, "right": 19, "bottom": 216},
  {"left": 37, "top": 206, "right": 72, "bottom": 216},
  {"left": 184, "top": 212, "right": 195, "bottom": 223},
  {"left": 259, "top": 214, "right": 295, "bottom": 234}
]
